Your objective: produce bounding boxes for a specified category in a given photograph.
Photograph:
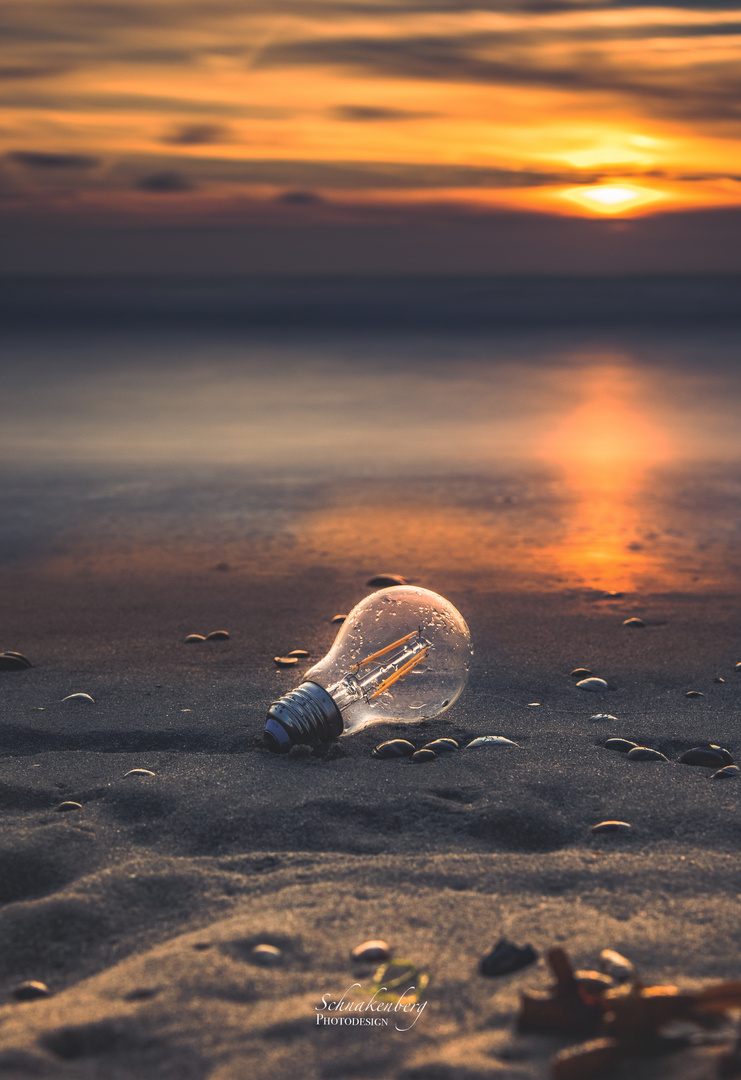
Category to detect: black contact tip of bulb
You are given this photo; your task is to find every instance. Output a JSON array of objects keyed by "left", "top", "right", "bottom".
[{"left": 264, "top": 681, "right": 344, "bottom": 753}]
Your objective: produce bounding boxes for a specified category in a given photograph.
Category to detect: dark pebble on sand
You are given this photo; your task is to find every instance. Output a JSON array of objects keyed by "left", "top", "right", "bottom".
[
  {"left": 12, "top": 981, "right": 50, "bottom": 1002},
  {"left": 287, "top": 649, "right": 310, "bottom": 658},
  {"left": 1, "top": 651, "right": 32, "bottom": 667},
  {"left": 124, "top": 769, "right": 156, "bottom": 777},
  {"left": 366, "top": 574, "right": 408, "bottom": 587},
  {"left": 205, "top": 630, "right": 230, "bottom": 641},
  {"left": 479, "top": 938, "right": 538, "bottom": 977},
  {"left": 576, "top": 677, "right": 608, "bottom": 692},
  {"left": 599, "top": 949, "right": 633, "bottom": 982},
  {"left": 627, "top": 747, "right": 668, "bottom": 762},
  {"left": 0, "top": 653, "right": 31, "bottom": 671},
  {"left": 61, "top": 693, "right": 95, "bottom": 704},
  {"left": 372, "top": 739, "right": 415, "bottom": 758},
  {"left": 736, "top": 662, "right": 741, "bottom": 672},
  {"left": 251, "top": 944, "right": 282, "bottom": 966},
  {"left": 351, "top": 940, "right": 390, "bottom": 963},
  {"left": 591, "top": 820, "right": 631, "bottom": 834},
  {"left": 605, "top": 738, "right": 638, "bottom": 753},
  {"left": 711, "top": 765, "right": 739, "bottom": 778},
  {"left": 709, "top": 745, "right": 734, "bottom": 763},
  {"left": 184, "top": 634, "right": 205, "bottom": 643},
  {"left": 685, "top": 690, "right": 704, "bottom": 698},
  {"left": 590, "top": 714, "right": 618, "bottom": 722},
  {"left": 411, "top": 749, "right": 436, "bottom": 763},
  {"left": 465, "top": 736, "right": 519, "bottom": 748},
  {"left": 678, "top": 747, "right": 726, "bottom": 767},
  {"left": 622, "top": 617, "right": 645, "bottom": 627},
  {"left": 56, "top": 801, "right": 82, "bottom": 812},
  {"left": 422, "top": 739, "right": 459, "bottom": 753},
  {"left": 570, "top": 668, "right": 592, "bottom": 677},
  {"left": 274, "top": 656, "right": 298, "bottom": 667},
  {"left": 330, "top": 615, "right": 346, "bottom": 624}
]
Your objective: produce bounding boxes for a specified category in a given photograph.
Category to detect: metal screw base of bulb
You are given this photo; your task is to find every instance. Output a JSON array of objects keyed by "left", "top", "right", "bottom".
[{"left": 264, "top": 681, "right": 344, "bottom": 753}]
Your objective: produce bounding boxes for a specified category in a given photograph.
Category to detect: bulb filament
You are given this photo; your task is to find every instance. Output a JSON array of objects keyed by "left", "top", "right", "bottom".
[{"left": 328, "top": 630, "right": 431, "bottom": 712}]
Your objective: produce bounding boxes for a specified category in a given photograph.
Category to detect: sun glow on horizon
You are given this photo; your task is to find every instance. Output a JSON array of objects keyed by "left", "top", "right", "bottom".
[{"left": 562, "top": 184, "right": 665, "bottom": 214}]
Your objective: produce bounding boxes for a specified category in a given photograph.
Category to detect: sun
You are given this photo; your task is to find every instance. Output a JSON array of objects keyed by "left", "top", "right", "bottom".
[{"left": 562, "top": 184, "right": 664, "bottom": 214}]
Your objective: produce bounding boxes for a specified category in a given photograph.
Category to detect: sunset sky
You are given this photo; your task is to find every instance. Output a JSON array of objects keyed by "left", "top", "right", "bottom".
[{"left": 2, "top": 0, "right": 741, "bottom": 272}]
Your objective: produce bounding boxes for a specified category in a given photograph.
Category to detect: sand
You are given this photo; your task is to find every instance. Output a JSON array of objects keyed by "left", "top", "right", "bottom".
[{"left": 0, "top": 472, "right": 740, "bottom": 1080}]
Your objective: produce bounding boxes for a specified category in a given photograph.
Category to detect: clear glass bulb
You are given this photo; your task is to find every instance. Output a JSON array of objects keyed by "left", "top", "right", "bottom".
[{"left": 264, "top": 585, "right": 472, "bottom": 752}]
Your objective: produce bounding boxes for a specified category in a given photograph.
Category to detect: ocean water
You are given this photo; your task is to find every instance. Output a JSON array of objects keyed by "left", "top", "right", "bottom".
[{"left": 2, "top": 275, "right": 741, "bottom": 592}]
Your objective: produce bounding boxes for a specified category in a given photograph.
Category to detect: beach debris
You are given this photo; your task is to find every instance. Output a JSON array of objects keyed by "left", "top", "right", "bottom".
[
  {"left": 591, "top": 821, "right": 631, "bottom": 835},
  {"left": 590, "top": 714, "right": 617, "bottom": 722},
  {"left": 622, "top": 617, "right": 645, "bottom": 628},
  {"left": 124, "top": 768, "right": 156, "bottom": 778},
  {"left": 712, "top": 765, "right": 740, "bottom": 779},
  {"left": 373, "top": 739, "right": 415, "bottom": 758},
  {"left": 330, "top": 614, "right": 346, "bottom": 624},
  {"left": 251, "top": 944, "right": 282, "bottom": 966},
  {"left": 412, "top": 749, "right": 436, "bottom": 763},
  {"left": 0, "top": 651, "right": 32, "bottom": 670},
  {"left": 576, "top": 678, "right": 608, "bottom": 692},
  {"left": 480, "top": 938, "right": 538, "bottom": 977},
  {"left": 678, "top": 747, "right": 727, "bottom": 767},
  {"left": 364, "top": 958, "right": 428, "bottom": 1003},
  {"left": 61, "top": 693, "right": 95, "bottom": 704},
  {"left": 12, "top": 981, "right": 50, "bottom": 1001},
  {"left": 367, "top": 574, "right": 408, "bottom": 587},
  {"left": 205, "top": 630, "right": 229, "bottom": 641},
  {"left": 287, "top": 649, "right": 310, "bottom": 658},
  {"left": 184, "top": 634, "right": 206, "bottom": 643},
  {"left": 351, "top": 940, "right": 390, "bottom": 964},
  {"left": 626, "top": 747, "right": 667, "bottom": 762},
  {"left": 517, "top": 947, "right": 741, "bottom": 1080},
  {"left": 465, "top": 736, "right": 519, "bottom": 748},
  {"left": 274, "top": 656, "right": 299, "bottom": 667},
  {"left": 570, "top": 668, "right": 592, "bottom": 677},
  {"left": 56, "top": 801, "right": 82, "bottom": 812},
  {"left": 422, "top": 738, "right": 459, "bottom": 753},
  {"left": 598, "top": 950, "right": 633, "bottom": 983},
  {"left": 684, "top": 690, "right": 704, "bottom": 698},
  {"left": 604, "top": 739, "right": 638, "bottom": 753}
]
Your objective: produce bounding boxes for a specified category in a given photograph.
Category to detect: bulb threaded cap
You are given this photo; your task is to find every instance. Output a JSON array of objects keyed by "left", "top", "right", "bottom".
[{"left": 264, "top": 681, "right": 344, "bottom": 753}]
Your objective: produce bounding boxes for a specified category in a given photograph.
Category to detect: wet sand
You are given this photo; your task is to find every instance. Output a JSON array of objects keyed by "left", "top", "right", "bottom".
[{"left": 1, "top": 472, "right": 740, "bottom": 1079}]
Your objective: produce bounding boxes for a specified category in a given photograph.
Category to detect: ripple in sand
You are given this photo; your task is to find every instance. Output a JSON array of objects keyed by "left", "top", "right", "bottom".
[
  {"left": 678, "top": 747, "right": 726, "bottom": 767},
  {"left": 61, "top": 693, "right": 95, "bottom": 704},
  {"left": 56, "top": 801, "right": 82, "bottom": 812},
  {"left": 422, "top": 738, "right": 458, "bottom": 753},
  {"left": 576, "top": 677, "right": 608, "bottom": 692},
  {"left": 465, "top": 736, "right": 519, "bottom": 748},
  {"left": 351, "top": 940, "right": 390, "bottom": 963},
  {"left": 627, "top": 747, "right": 668, "bottom": 762},
  {"left": 591, "top": 821, "right": 631, "bottom": 834},
  {"left": 205, "top": 630, "right": 229, "bottom": 641},
  {"left": 605, "top": 738, "right": 637, "bottom": 753},
  {"left": 411, "top": 749, "right": 436, "bottom": 762},
  {"left": 622, "top": 617, "right": 645, "bottom": 627},
  {"left": 184, "top": 634, "right": 205, "bottom": 643},
  {"left": 366, "top": 574, "right": 407, "bottom": 587},
  {"left": 12, "top": 981, "right": 50, "bottom": 1001},
  {"left": 711, "top": 765, "right": 739, "bottom": 778},
  {"left": 372, "top": 739, "right": 415, "bottom": 758},
  {"left": 251, "top": 944, "right": 282, "bottom": 966}
]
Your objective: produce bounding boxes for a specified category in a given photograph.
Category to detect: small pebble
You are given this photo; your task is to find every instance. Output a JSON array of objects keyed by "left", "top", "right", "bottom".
[
  {"left": 422, "top": 738, "right": 459, "bottom": 753},
  {"left": 526, "top": 702, "right": 541, "bottom": 707},
  {"left": 251, "top": 944, "right": 282, "bottom": 966},
  {"left": 287, "top": 649, "right": 310, "bottom": 658},
  {"left": 622, "top": 617, "right": 645, "bottom": 627},
  {"left": 1, "top": 651, "right": 32, "bottom": 667},
  {"left": 12, "top": 981, "right": 50, "bottom": 1001},
  {"left": 570, "top": 668, "right": 592, "bottom": 677},
  {"left": 465, "top": 736, "right": 519, "bottom": 748},
  {"left": 124, "top": 768, "right": 156, "bottom": 777},
  {"left": 709, "top": 744, "right": 734, "bottom": 763},
  {"left": 576, "top": 677, "right": 608, "bottom": 692},
  {"left": 604, "top": 738, "right": 638, "bottom": 753},
  {"left": 591, "top": 820, "right": 631, "bottom": 834},
  {"left": 372, "top": 739, "right": 415, "bottom": 759},
  {"left": 685, "top": 690, "right": 704, "bottom": 698},
  {"left": 61, "top": 693, "right": 95, "bottom": 704},
  {"left": 0, "top": 654, "right": 31, "bottom": 671},
  {"left": 366, "top": 574, "right": 407, "bottom": 587},
  {"left": 411, "top": 749, "right": 436, "bottom": 763},
  {"left": 479, "top": 938, "right": 538, "bottom": 977},
  {"left": 678, "top": 747, "right": 726, "bottom": 768},
  {"left": 714, "top": 677, "right": 726, "bottom": 683},
  {"left": 598, "top": 949, "right": 633, "bottom": 982},
  {"left": 274, "top": 656, "right": 298, "bottom": 667},
  {"left": 627, "top": 746, "right": 668, "bottom": 762},
  {"left": 330, "top": 615, "right": 346, "bottom": 624},
  {"left": 123, "top": 987, "right": 160, "bottom": 1001},
  {"left": 351, "top": 940, "right": 390, "bottom": 963},
  {"left": 56, "top": 801, "right": 82, "bottom": 812},
  {"left": 711, "top": 765, "right": 739, "bottom": 779},
  {"left": 590, "top": 714, "right": 618, "bottom": 722},
  {"left": 184, "top": 634, "right": 205, "bottom": 643},
  {"left": 205, "top": 630, "right": 229, "bottom": 641},
  {"left": 574, "top": 970, "right": 616, "bottom": 994},
  {"left": 735, "top": 662, "right": 741, "bottom": 672}
]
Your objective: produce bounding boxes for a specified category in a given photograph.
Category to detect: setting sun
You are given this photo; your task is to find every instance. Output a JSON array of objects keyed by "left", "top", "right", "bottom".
[{"left": 562, "top": 185, "right": 665, "bottom": 214}]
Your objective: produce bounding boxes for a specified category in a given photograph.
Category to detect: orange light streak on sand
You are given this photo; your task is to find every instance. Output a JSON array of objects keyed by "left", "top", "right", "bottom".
[{"left": 538, "top": 362, "right": 675, "bottom": 589}]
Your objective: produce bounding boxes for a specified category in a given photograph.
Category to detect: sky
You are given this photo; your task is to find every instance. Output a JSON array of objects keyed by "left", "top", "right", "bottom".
[{"left": 1, "top": 0, "right": 741, "bottom": 273}]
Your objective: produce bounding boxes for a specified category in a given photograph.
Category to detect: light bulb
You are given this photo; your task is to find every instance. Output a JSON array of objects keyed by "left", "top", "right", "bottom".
[{"left": 264, "top": 585, "right": 472, "bottom": 752}]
